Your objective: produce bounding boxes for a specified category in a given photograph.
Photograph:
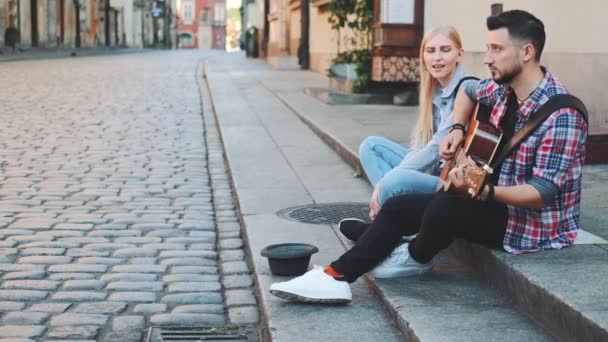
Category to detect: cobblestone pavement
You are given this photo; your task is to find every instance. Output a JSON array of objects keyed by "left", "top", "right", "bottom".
[{"left": 0, "top": 51, "right": 259, "bottom": 341}]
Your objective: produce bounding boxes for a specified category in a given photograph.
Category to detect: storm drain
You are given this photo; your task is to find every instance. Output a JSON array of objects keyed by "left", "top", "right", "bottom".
[
  {"left": 276, "top": 202, "right": 370, "bottom": 225},
  {"left": 147, "top": 327, "right": 251, "bottom": 342}
]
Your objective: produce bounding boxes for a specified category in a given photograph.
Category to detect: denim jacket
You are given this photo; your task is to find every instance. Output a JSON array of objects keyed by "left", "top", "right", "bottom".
[{"left": 397, "top": 64, "right": 474, "bottom": 173}]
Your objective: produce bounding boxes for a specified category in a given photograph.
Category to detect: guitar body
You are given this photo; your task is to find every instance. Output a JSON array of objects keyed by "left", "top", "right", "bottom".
[{"left": 439, "top": 104, "right": 502, "bottom": 197}]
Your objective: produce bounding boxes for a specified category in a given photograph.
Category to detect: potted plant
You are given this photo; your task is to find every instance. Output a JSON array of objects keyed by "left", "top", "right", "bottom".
[{"left": 327, "top": 0, "right": 372, "bottom": 93}]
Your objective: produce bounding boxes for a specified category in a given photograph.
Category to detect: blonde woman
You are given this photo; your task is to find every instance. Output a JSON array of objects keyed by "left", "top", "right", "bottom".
[{"left": 340, "top": 26, "right": 477, "bottom": 240}]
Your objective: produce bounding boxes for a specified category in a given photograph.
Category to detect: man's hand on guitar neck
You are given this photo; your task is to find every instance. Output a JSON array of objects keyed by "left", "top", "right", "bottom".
[{"left": 440, "top": 129, "right": 465, "bottom": 161}]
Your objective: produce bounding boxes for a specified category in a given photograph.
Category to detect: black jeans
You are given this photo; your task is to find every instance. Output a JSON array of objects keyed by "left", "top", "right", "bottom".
[{"left": 331, "top": 192, "right": 508, "bottom": 282}]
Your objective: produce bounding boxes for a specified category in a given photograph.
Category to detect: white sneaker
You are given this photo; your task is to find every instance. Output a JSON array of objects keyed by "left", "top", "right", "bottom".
[
  {"left": 371, "top": 243, "right": 432, "bottom": 279},
  {"left": 269, "top": 265, "right": 352, "bottom": 304}
]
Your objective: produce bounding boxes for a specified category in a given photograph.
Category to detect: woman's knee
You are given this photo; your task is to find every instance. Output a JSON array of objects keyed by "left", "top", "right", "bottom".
[
  {"left": 377, "top": 169, "right": 431, "bottom": 205},
  {"left": 359, "top": 136, "right": 384, "bottom": 156}
]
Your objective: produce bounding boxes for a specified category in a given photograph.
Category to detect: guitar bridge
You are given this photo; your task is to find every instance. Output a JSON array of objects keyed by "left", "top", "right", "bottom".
[{"left": 482, "top": 164, "right": 494, "bottom": 174}]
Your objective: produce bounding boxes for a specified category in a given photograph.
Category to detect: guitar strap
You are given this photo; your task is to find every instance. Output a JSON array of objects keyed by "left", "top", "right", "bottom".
[{"left": 490, "top": 94, "right": 588, "bottom": 170}]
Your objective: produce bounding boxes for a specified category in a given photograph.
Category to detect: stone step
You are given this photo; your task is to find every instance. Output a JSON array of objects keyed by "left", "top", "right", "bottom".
[
  {"left": 203, "top": 53, "right": 553, "bottom": 341},
  {"left": 278, "top": 89, "right": 608, "bottom": 341}
]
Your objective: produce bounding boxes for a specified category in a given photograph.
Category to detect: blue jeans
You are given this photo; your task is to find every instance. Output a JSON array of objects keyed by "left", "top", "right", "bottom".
[{"left": 359, "top": 136, "right": 440, "bottom": 205}]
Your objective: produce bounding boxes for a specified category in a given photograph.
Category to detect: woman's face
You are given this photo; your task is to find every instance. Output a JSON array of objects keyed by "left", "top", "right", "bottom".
[{"left": 423, "top": 34, "right": 463, "bottom": 87}]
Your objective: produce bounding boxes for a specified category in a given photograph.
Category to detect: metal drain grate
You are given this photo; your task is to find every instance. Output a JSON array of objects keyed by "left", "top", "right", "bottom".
[
  {"left": 276, "top": 202, "right": 370, "bottom": 225},
  {"left": 147, "top": 327, "right": 251, "bottom": 342}
]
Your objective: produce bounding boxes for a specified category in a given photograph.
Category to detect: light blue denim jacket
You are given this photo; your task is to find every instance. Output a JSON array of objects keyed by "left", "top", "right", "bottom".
[{"left": 397, "top": 64, "right": 474, "bottom": 173}]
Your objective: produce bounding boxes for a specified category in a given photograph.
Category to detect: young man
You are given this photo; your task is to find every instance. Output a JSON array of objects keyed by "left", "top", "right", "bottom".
[{"left": 269, "top": 10, "right": 588, "bottom": 304}]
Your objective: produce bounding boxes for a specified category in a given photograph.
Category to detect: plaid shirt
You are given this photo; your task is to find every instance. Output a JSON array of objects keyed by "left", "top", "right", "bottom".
[{"left": 476, "top": 70, "right": 588, "bottom": 254}]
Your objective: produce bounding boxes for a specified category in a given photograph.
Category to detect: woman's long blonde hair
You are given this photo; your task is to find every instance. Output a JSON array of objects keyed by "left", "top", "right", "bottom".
[{"left": 412, "top": 26, "right": 463, "bottom": 148}]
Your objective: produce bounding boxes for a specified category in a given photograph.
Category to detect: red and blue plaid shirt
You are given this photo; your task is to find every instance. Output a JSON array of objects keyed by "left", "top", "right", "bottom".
[{"left": 476, "top": 70, "right": 588, "bottom": 254}]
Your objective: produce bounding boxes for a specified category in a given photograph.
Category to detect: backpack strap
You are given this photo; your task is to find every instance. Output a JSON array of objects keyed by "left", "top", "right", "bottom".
[
  {"left": 453, "top": 76, "right": 479, "bottom": 96},
  {"left": 491, "top": 94, "right": 588, "bottom": 169}
]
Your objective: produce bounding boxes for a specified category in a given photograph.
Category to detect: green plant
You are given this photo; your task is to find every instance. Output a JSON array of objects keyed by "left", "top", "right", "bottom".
[{"left": 327, "top": 0, "right": 373, "bottom": 93}]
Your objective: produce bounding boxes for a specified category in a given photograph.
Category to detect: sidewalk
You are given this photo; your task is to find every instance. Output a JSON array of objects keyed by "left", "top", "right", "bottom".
[
  {"left": 0, "top": 47, "right": 149, "bottom": 63},
  {"left": 200, "top": 52, "right": 608, "bottom": 341}
]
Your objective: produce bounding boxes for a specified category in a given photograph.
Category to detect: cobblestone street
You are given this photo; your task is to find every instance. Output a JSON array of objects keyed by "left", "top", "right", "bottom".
[{"left": 0, "top": 51, "right": 258, "bottom": 341}]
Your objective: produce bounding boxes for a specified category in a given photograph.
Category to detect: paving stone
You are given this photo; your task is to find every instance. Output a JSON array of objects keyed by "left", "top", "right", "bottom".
[
  {"left": 222, "top": 274, "right": 253, "bottom": 288},
  {"left": 159, "top": 250, "right": 217, "bottom": 259},
  {"left": 219, "top": 238, "right": 243, "bottom": 250},
  {"left": 0, "top": 337, "right": 35, "bottom": 342},
  {"left": 111, "top": 265, "right": 166, "bottom": 273},
  {"left": 111, "top": 315, "right": 144, "bottom": 331},
  {"left": 163, "top": 274, "right": 220, "bottom": 283},
  {"left": 225, "top": 289, "right": 257, "bottom": 306},
  {"left": 170, "top": 266, "right": 218, "bottom": 274},
  {"left": 76, "top": 257, "right": 124, "bottom": 265},
  {"left": 2, "top": 280, "right": 60, "bottom": 290},
  {"left": 0, "top": 264, "right": 45, "bottom": 272},
  {"left": 0, "top": 302, "right": 25, "bottom": 312},
  {"left": 19, "top": 248, "right": 66, "bottom": 256},
  {"left": 36, "top": 230, "right": 84, "bottom": 238},
  {"left": 7, "top": 236, "right": 53, "bottom": 244},
  {"left": 63, "top": 280, "right": 106, "bottom": 290},
  {"left": 222, "top": 261, "right": 250, "bottom": 274},
  {"left": 9, "top": 219, "right": 57, "bottom": 230},
  {"left": 16, "top": 256, "right": 72, "bottom": 265},
  {"left": 106, "top": 281, "right": 164, "bottom": 291},
  {"left": 0, "top": 290, "right": 47, "bottom": 301},
  {"left": 0, "top": 325, "right": 46, "bottom": 338},
  {"left": 166, "top": 237, "right": 215, "bottom": 244},
  {"left": 160, "top": 293, "right": 223, "bottom": 305},
  {"left": 51, "top": 291, "right": 107, "bottom": 301},
  {"left": 87, "top": 230, "right": 141, "bottom": 237},
  {"left": 100, "top": 273, "right": 158, "bottom": 282},
  {"left": 19, "top": 242, "right": 79, "bottom": 249},
  {"left": 114, "top": 237, "right": 162, "bottom": 244},
  {"left": 129, "top": 257, "right": 158, "bottom": 264},
  {"left": 228, "top": 306, "right": 260, "bottom": 325},
  {"left": 73, "top": 302, "right": 127, "bottom": 314},
  {"left": 168, "top": 282, "right": 222, "bottom": 292},
  {"left": 171, "top": 304, "right": 224, "bottom": 314},
  {"left": 149, "top": 313, "right": 225, "bottom": 326},
  {"left": 60, "top": 237, "right": 110, "bottom": 245},
  {"left": 188, "top": 243, "right": 217, "bottom": 251},
  {"left": 133, "top": 303, "right": 167, "bottom": 314},
  {"left": 66, "top": 249, "right": 110, "bottom": 257},
  {"left": 2, "top": 271, "right": 46, "bottom": 280},
  {"left": 49, "top": 264, "right": 108, "bottom": 273},
  {"left": 146, "top": 230, "right": 182, "bottom": 238},
  {"left": 49, "top": 273, "right": 96, "bottom": 281},
  {"left": 101, "top": 330, "right": 142, "bottom": 342},
  {"left": 140, "top": 243, "right": 185, "bottom": 250},
  {"left": 161, "top": 257, "right": 217, "bottom": 266},
  {"left": 131, "top": 223, "right": 175, "bottom": 232},
  {"left": 0, "top": 312, "right": 51, "bottom": 325},
  {"left": 219, "top": 249, "right": 245, "bottom": 262},
  {"left": 46, "top": 326, "right": 99, "bottom": 339},
  {"left": 27, "top": 303, "right": 71, "bottom": 313},
  {"left": 83, "top": 243, "right": 136, "bottom": 251},
  {"left": 112, "top": 248, "right": 158, "bottom": 257},
  {"left": 107, "top": 292, "right": 157, "bottom": 302},
  {"left": 53, "top": 223, "right": 93, "bottom": 231},
  {"left": 50, "top": 313, "right": 108, "bottom": 326}
]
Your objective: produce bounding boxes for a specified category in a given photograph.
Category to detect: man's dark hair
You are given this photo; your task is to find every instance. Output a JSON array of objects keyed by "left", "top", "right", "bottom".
[{"left": 487, "top": 10, "right": 546, "bottom": 61}]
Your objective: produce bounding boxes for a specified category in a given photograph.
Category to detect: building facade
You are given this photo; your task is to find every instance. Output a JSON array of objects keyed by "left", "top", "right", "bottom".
[{"left": 176, "top": 0, "right": 225, "bottom": 49}]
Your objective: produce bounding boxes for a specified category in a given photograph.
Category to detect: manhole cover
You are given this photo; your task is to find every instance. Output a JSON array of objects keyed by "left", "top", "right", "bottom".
[
  {"left": 147, "top": 327, "right": 255, "bottom": 342},
  {"left": 276, "top": 202, "right": 370, "bottom": 225}
]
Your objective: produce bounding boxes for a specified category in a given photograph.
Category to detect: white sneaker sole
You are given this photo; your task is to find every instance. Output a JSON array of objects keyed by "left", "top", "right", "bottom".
[
  {"left": 372, "top": 265, "right": 432, "bottom": 279},
  {"left": 270, "top": 289, "right": 351, "bottom": 304}
]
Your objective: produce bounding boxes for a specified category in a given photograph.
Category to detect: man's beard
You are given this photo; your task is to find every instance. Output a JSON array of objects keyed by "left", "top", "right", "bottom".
[{"left": 492, "top": 63, "right": 522, "bottom": 85}]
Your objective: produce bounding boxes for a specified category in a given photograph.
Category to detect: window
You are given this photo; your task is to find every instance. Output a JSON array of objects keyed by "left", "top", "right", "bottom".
[
  {"left": 201, "top": 8, "right": 211, "bottom": 25},
  {"left": 214, "top": 3, "right": 226, "bottom": 24},
  {"left": 183, "top": 0, "right": 194, "bottom": 24}
]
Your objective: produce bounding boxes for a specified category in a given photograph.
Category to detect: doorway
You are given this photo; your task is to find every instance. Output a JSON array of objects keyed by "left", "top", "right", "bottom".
[{"left": 30, "top": 0, "right": 38, "bottom": 46}]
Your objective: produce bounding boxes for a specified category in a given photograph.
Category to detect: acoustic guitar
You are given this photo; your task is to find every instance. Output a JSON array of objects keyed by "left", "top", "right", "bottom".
[{"left": 438, "top": 104, "right": 503, "bottom": 198}]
